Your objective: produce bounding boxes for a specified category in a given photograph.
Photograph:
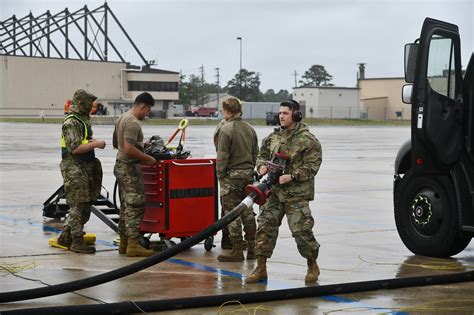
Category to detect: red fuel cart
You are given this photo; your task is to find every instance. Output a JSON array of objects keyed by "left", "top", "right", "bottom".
[{"left": 140, "top": 158, "right": 218, "bottom": 250}]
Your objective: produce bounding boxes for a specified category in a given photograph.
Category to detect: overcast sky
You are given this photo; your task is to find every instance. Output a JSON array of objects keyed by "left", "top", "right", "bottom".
[{"left": 1, "top": 0, "right": 472, "bottom": 92}]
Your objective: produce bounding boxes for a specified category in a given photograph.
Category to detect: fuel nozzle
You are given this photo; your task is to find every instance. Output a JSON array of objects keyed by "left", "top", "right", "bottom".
[{"left": 245, "top": 152, "right": 290, "bottom": 205}]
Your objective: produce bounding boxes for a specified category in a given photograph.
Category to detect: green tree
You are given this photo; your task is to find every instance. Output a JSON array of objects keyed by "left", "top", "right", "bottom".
[
  {"left": 179, "top": 72, "right": 221, "bottom": 106},
  {"left": 299, "top": 65, "right": 334, "bottom": 87},
  {"left": 225, "top": 69, "right": 261, "bottom": 102},
  {"left": 178, "top": 73, "right": 191, "bottom": 106},
  {"left": 263, "top": 89, "right": 290, "bottom": 102}
]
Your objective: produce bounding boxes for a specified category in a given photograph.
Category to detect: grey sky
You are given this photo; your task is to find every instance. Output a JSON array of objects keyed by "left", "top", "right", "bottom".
[{"left": 1, "top": 0, "right": 472, "bottom": 92}]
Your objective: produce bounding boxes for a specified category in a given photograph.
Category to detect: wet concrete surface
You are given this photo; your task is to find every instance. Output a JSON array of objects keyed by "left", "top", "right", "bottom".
[{"left": 1, "top": 122, "right": 474, "bottom": 314}]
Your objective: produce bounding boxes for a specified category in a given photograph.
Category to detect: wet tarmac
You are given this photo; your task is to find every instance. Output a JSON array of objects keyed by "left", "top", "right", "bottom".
[{"left": 1, "top": 122, "right": 474, "bottom": 314}]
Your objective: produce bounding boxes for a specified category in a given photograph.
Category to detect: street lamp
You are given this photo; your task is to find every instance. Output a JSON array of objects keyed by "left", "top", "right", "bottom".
[{"left": 237, "top": 36, "right": 242, "bottom": 100}]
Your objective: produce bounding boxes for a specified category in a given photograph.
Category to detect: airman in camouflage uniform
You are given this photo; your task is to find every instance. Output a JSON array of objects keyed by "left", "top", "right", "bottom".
[
  {"left": 57, "top": 89, "right": 106, "bottom": 254},
  {"left": 213, "top": 119, "right": 232, "bottom": 250},
  {"left": 215, "top": 98, "right": 259, "bottom": 262},
  {"left": 113, "top": 92, "right": 156, "bottom": 257},
  {"left": 246, "top": 100, "right": 322, "bottom": 284}
]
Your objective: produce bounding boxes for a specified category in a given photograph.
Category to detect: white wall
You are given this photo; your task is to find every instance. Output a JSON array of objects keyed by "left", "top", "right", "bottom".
[
  {"left": 293, "top": 87, "right": 359, "bottom": 119},
  {"left": 0, "top": 55, "right": 124, "bottom": 116}
]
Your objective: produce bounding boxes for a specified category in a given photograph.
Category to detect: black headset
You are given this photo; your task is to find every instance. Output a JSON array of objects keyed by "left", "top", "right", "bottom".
[{"left": 281, "top": 100, "right": 302, "bottom": 122}]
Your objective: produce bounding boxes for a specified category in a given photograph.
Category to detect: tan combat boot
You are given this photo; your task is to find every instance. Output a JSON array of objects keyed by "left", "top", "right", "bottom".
[
  {"left": 118, "top": 232, "right": 128, "bottom": 255},
  {"left": 217, "top": 241, "right": 244, "bottom": 262},
  {"left": 126, "top": 238, "right": 154, "bottom": 257},
  {"left": 305, "top": 259, "right": 320, "bottom": 283},
  {"left": 245, "top": 256, "right": 267, "bottom": 283},
  {"left": 70, "top": 237, "right": 95, "bottom": 254},
  {"left": 57, "top": 226, "right": 72, "bottom": 248},
  {"left": 246, "top": 240, "right": 256, "bottom": 260}
]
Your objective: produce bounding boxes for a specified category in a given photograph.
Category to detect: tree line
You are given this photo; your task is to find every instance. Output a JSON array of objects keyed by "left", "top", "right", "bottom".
[{"left": 179, "top": 64, "right": 333, "bottom": 106}]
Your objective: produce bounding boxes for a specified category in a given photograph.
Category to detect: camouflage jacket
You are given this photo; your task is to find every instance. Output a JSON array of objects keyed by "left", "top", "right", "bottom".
[
  {"left": 257, "top": 122, "right": 322, "bottom": 201},
  {"left": 61, "top": 111, "right": 94, "bottom": 161},
  {"left": 215, "top": 117, "right": 258, "bottom": 178},
  {"left": 213, "top": 119, "right": 226, "bottom": 149}
]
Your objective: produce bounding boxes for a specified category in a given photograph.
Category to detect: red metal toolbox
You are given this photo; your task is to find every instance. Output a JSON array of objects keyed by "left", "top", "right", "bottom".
[{"left": 140, "top": 158, "right": 218, "bottom": 243}]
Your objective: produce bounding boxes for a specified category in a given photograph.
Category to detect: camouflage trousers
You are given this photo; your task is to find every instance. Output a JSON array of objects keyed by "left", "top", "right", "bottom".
[
  {"left": 66, "top": 202, "right": 93, "bottom": 238},
  {"left": 219, "top": 170, "right": 256, "bottom": 244},
  {"left": 255, "top": 195, "right": 320, "bottom": 259},
  {"left": 114, "top": 160, "right": 145, "bottom": 239},
  {"left": 60, "top": 157, "right": 102, "bottom": 238}
]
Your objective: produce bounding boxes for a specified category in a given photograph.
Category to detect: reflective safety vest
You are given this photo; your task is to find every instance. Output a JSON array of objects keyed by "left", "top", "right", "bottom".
[{"left": 60, "top": 114, "right": 95, "bottom": 161}]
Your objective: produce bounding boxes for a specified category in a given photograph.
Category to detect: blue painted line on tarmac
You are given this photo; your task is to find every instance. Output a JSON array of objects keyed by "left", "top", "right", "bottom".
[
  {"left": 0, "top": 204, "right": 393, "bottom": 228},
  {"left": 1, "top": 209, "right": 399, "bottom": 313},
  {"left": 166, "top": 258, "right": 244, "bottom": 279},
  {"left": 321, "top": 295, "right": 406, "bottom": 314},
  {"left": 165, "top": 258, "right": 291, "bottom": 289},
  {"left": 0, "top": 213, "right": 117, "bottom": 247}
]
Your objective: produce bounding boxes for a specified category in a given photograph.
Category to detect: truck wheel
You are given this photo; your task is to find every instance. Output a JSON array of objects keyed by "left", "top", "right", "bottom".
[{"left": 394, "top": 171, "right": 470, "bottom": 257}]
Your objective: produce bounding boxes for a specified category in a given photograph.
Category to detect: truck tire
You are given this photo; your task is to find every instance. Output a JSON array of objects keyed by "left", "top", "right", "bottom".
[{"left": 394, "top": 170, "right": 471, "bottom": 257}]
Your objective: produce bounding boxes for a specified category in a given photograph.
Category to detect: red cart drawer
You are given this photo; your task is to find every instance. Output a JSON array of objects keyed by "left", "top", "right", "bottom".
[{"left": 140, "top": 158, "right": 218, "bottom": 237}]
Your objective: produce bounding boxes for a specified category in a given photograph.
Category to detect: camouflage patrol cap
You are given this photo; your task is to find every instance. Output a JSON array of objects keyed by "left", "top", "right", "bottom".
[
  {"left": 73, "top": 89, "right": 97, "bottom": 105},
  {"left": 222, "top": 97, "right": 242, "bottom": 115}
]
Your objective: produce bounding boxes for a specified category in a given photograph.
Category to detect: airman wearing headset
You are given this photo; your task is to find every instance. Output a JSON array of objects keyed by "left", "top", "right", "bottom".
[{"left": 246, "top": 100, "right": 323, "bottom": 284}]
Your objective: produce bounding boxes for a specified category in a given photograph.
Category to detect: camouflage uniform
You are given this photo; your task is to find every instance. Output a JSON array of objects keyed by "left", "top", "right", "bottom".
[
  {"left": 114, "top": 161, "right": 145, "bottom": 239},
  {"left": 255, "top": 122, "right": 322, "bottom": 260},
  {"left": 60, "top": 90, "right": 102, "bottom": 240},
  {"left": 113, "top": 111, "right": 146, "bottom": 240},
  {"left": 216, "top": 116, "right": 259, "bottom": 246}
]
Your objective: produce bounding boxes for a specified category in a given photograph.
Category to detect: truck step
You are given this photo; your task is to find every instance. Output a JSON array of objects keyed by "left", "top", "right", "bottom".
[{"left": 461, "top": 225, "right": 474, "bottom": 232}]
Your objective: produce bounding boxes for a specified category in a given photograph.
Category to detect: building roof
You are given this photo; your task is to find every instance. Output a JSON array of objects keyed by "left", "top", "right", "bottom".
[
  {"left": 358, "top": 77, "right": 404, "bottom": 81},
  {"left": 126, "top": 64, "right": 179, "bottom": 74},
  {"left": 294, "top": 86, "right": 359, "bottom": 90}
]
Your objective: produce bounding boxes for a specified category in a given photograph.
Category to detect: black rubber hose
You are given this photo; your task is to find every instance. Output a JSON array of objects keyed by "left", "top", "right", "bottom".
[
  {"left": 3, "top": 270, "right": 474, "bottom": 314},
  {"left": 0, "top": 201, "right": 250, "bottom": 303}
]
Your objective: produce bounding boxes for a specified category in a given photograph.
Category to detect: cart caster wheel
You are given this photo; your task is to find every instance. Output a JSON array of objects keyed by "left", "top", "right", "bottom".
[
  {"left": 139, "top": 236, "right": 150, "bottom": 249},
  {"left": 204, "top": 236, "right": 214, "bottom": 251}
]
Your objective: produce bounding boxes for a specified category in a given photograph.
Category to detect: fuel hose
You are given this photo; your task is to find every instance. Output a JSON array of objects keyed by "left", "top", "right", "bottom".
[
  {"left": 3, "top": 268, "right": 474, "bottom": 314},
  {"left": 0, "top": 197, "right": 254, "bottom": 304}
]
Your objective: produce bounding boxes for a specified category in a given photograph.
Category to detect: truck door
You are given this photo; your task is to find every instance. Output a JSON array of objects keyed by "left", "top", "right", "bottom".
[
  {"left": 411, "top": 18, "right": 464, "bottom": 174},
  {"left": 465, "top": 55, "right": 474, "bottom": 161}
]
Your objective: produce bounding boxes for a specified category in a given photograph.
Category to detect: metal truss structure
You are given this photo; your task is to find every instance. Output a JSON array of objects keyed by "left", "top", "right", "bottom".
[{"left": 0, "top": 2, "right": 148, "bottom": 65}]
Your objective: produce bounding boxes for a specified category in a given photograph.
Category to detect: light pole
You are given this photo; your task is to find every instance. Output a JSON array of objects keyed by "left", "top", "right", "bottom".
[{"left": 237, "top": 36, "right": 242, "bottom": 100}]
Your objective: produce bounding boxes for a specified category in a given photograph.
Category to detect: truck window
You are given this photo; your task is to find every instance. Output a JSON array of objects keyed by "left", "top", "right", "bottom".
[{"left": 427, "top": 35, "right": 456, "bottom": 99}]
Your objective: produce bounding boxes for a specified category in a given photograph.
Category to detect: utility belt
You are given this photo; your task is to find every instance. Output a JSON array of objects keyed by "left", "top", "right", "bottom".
[
  {"left": 62, "top": 149, "right": 95, "bottom": 162},
  {"left": 115, "top": 159, "right": 140, "bottom": 165}
]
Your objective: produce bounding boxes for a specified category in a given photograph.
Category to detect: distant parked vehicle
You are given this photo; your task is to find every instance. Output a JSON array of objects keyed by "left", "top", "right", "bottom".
[
  {"left": 266, "top": 112, "right": 279, "bottom": 126},
  {"left": 186, "top": 107, "right": 218, "bottom": 117}
]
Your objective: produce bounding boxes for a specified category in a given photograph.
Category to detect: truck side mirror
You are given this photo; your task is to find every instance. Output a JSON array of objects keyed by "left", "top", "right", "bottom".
[
  {"left": 402, "top": 84, "right": 413, "bottom": 104},
  {"left": 404, "top": 43, "right": 418, "bottom": 83}
]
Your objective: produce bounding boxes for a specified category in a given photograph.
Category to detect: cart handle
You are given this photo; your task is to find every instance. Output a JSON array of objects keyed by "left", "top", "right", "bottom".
[{"left": 171, "top": 160, "right": 214, "bottom": 166}]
